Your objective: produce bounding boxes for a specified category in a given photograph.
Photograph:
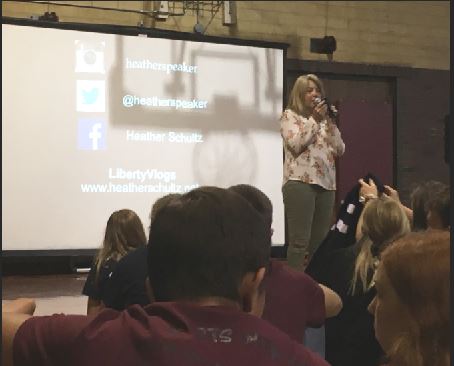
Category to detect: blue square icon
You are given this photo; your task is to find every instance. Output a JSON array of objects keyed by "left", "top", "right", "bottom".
[
  {"left": 76, "top": 80, "right": 106, "bottom": 112},
  {"left": 78, "top": 119, "right": 106, "bottom": 150}
]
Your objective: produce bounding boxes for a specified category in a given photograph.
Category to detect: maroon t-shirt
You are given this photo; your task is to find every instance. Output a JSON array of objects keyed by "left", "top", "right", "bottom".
[
  {"left": 262, "top": 259, "right": 325, "bottom": 342},
  {"left": 14, "top": 302, "right": 329, "bottom": 366}
]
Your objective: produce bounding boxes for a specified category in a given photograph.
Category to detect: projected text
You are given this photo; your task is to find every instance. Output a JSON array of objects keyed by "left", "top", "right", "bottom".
[{"left": 122, "top": 95, "right": 208, "bottom": 110}]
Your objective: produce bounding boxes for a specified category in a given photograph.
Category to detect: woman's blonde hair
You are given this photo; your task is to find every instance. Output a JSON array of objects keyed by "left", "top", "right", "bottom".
[
  {"left": 287, "top": 74, "right": 325, "bottom": 115},
  {"left": 94, "top": 209, "right": 147, "bottom": 283},
  {"left": 381, "top": 231, "right": 450, "bottom": 366},
  {"left": 350, "top": 197, "right": 411, "bottom": 293}
]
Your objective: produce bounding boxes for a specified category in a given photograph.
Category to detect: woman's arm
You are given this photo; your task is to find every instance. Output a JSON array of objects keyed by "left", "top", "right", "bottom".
[
  {"left": 326, "top": 121, "right": 345, "bottom": 156},
  {"left": 280, "top": 110, "right": 320, "bottom": 157},
  {"left": 356, "top": 178, "right": 379, "bottom": 241},
  {"left": 318, "top": 283, "right": 343, "bottom": 318}
]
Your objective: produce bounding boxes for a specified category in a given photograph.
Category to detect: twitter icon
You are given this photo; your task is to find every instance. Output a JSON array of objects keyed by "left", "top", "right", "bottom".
[
  {"left": 82, "top": 87, "right": 99, "bottom": 104},
  {"left": 77, "top": 80, "right": 105, "bottom": 112}
]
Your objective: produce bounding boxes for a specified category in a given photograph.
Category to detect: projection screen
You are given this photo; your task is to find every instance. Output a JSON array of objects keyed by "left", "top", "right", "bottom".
[{"left": 2, "top": 22, "right": 285, "bottom": 251}]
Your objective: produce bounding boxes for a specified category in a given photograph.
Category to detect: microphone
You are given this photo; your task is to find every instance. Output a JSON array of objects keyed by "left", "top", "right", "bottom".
[{"left": 314, "top": 97, "right": 338, "bottom": 119}]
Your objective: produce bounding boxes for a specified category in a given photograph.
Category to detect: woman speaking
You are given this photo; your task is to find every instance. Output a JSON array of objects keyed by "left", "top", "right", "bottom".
[{"left": 280, "top": 74, "right": 345, "bottom": 271}]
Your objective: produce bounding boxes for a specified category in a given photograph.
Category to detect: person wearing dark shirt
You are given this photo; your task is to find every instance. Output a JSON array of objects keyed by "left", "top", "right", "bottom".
[
  {"left": 228, "top": 184, "right": 342, "bottom": 344},
  {"left": 107, "top": 185, "right": 342, "bottom": 342},
  {"left": 319, "top": 240, "right": 381, "bottom": 366},
  {"left": 3, "top": 187, "right": 328, "bottom": 366},
  {"left": 82, "top": 259, "right": 117, "bottom": 305},
  {"left": 82, "top": 209, "right": 147, "bottom": 315},
  {"left": 262, "top": 259, "right": 326, "bottom": 341},
  {"left": 318, "top": 195, "right": 411, "bottom": 366},
  {"left": 103, "top": 193, "right": 181, "bottom": 310},
  {"left": 102, "top": 245, "right": 149, "bottom": 310}
]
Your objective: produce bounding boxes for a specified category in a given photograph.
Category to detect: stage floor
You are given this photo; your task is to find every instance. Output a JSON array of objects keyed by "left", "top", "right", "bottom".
[{"left": 2, "top": 274, "right": 88, "bottom": 315}]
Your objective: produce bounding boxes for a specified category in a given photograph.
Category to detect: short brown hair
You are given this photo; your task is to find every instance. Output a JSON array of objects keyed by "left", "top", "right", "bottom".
[
  {"left": 410, "top": 180, "right": 447, "bottom": 231},
  {"left": 148, "top": 186, "right": 271, "bottom": 302},
  {"left": 426, "top": 185, "right": 450, "bottom": 229},
  {"left": 228, "top": 184, "right": 273, "bottom": 229}
]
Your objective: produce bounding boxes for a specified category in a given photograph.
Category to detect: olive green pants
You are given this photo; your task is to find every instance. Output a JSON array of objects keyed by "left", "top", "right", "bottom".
[{"left": 283, "top": 180, "right": 335, "bottom": 271}]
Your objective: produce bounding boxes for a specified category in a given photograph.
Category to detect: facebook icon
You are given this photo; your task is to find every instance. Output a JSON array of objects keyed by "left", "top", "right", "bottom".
[{"left": 78, "top": 119, "right": 106, "bottom": 150}]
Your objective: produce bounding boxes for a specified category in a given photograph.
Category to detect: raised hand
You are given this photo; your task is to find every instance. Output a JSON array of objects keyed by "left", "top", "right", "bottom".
[
  {"left": 358, "top": 178, "right": 378, "bottom": 199},
  {"left": 312, "top": 99, "right": 328, "bottom": 122},
  {"left": 384, "top": 185, "right": 401, "bottom": 202}
]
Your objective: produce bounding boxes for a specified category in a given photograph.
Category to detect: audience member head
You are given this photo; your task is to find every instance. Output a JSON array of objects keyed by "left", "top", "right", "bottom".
[
  {"left": 425, "top": 185, "right": 450, "bottom": 230},
  {"left": 368, "top": 231, "right": 450, "bottom": 366},
  {"left": 228, "top": 184, "right": 273, "bottom": 231},
  {"left": 410, "top": 180, "right": 446, "bottom": 231},
  {"left": 227, "top": 184, "right": 273, "bottom": 315},
  {"left": 149, "top": 193, "right": 182, "bottom": 229},
  {"left": 351, "top": 196, "right": 411, "bottom": 293},
  {"left": 147, "top": 186, "right": 271, "bottom": 314},
  {"left": 287, "top": 74, "right": 325, "bottom": 115},
  {"left": 95, "top": 209, "right": 147, "bottom": 280}
]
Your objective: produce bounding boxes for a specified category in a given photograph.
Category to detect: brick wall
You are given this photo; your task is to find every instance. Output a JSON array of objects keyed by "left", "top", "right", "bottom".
[
  {"left": 2, "top": 1, "right": 450, "bottom": 70},
  {"left": 3, "top": 0, "right": 450, "bottom": 200}
]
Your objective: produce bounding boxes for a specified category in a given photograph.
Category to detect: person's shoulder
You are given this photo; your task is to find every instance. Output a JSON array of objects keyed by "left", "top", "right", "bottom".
[
  {"left": 114, "top": 246, "right": 148, "bottom": 282},
  {"left": 212, "top": 306, "right": 328, "bottom": 365},
  {"left": 108, "top": 246, "right": 148, "bottom": 289},
  {"left": 269, "top": 259, "right": 317, "bottom": 286},
  {"left": 78, "top": 306, "right": 143, "bottom": 336},
  {"left": 117, "top": 245, "right": 147, "bottom": 268},
  {"left": 96, "top": 259, "right": 119, "bottom": 283},
  {"left": 281, "top": 108, "right": 298, "bottom": 120},
  {"left": 127, "top": 245, "right": 147, "bottom": 258},
  {"left": 19, "top": 313, "right": 89, "bottom": 328},
  {"left": 102, "top": 258, "right": 118, "bottom": 272},
  {"left": 91, "top": 303, "right": 328, "bottom": 366},
  {"left": 15, "top": 313, "right": 91, "bottom": 347}
]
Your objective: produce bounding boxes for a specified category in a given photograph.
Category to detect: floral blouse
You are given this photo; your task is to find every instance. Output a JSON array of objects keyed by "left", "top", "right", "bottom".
[{"left": 280, "top": 108, "right": 345, "bottom": 190}]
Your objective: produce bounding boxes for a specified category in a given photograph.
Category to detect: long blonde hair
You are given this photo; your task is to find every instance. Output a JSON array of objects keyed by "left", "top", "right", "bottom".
[
  {"left": 287, "top": 74, "right": 325, "bottom": 115},
  {"left": 350, "top": 197, "right": 411, "bottom": 293},
  {"left": 94, "top": 209, "right": 147, "bottom": 283}
]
